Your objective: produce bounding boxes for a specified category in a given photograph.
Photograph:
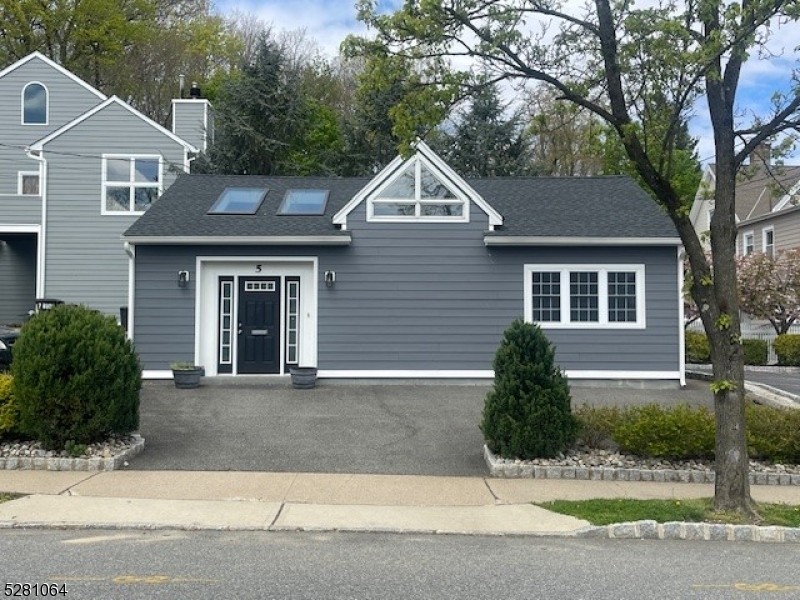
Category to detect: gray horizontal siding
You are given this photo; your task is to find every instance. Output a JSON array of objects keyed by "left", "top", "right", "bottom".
[
  {"left": 132, "top": 200, "right": 680, "bottom": 376},
  {"left": 0, "top": 57, "right": 102, "bottom": 194},
  {"left": 0, "top": 194, "right": 41, "bottom": 224},
  {"left": 39, "top": 101, "right": 187, "bottom": 316},
  {"left": 0, "top": 233, "right": 36, "bottom": 324}
]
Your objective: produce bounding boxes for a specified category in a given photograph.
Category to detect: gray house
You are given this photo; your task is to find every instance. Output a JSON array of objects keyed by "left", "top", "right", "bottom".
[
  {"left": 123, "top": 142, "right": 685, "bottom": 384},
  {"left": 0, "top": 52, "right": 210, "bottom": 324}
]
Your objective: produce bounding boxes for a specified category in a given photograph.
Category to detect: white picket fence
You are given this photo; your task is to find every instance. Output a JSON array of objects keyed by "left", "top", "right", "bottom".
[{"left": 686, "top": 321, "right": 800, "bottom": 364}]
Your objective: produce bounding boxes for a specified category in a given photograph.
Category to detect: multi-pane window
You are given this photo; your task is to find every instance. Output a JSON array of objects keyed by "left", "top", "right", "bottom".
[
  {"left": 531, "top": 272, "right": 561, "bottom": 322},
  {"left": 763, "top": 228, "right": 775, "bottom": 257},
  {"left": 569, "top": 272, "right": 599, "bottom": 322},
  {"left": 102, "top": 156, "right": 161, "bottom": 214},
  {"left": 608, "top": 271, "right": 638, "bottom": 323},
  {"left": 22, "top": 82, "right": 47, "bottom": 124},
  {"left": 525, "top": 265, "right": 645, "bottom": 328},
  {"left": 742, "top": 231, "right": 754, "bottom": 256},
  {"left": 369, "top": 159, "right": 466, "bottom": 221}
]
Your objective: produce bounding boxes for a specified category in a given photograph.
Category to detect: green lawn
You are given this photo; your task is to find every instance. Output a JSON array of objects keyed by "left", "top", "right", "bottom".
[{"left": 538, "top": 498, "right": 800, "bottom": 527}]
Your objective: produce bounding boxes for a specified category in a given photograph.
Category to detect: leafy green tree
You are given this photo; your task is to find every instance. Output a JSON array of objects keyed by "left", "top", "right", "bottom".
[
  {"left": 431, "top": 83, "right": 533, "bottom": 176},
  {"left": 200, "top": 36, "right": 344, "bottom": 176},
  {"left": 353, "top": 0, "right": 800, "bottom": 517}
]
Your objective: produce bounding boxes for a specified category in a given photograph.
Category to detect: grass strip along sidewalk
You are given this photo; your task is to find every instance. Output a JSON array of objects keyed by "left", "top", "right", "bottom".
[{"left": 539, "top": 499, "right": 800, "bottom": 527}]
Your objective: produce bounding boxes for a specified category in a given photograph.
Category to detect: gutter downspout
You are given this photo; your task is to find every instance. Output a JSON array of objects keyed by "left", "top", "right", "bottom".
[
  {"left": 123, "top": 241, "right": 135, "bottom": 339},
  {"left": 25, "top": 148, "right": 46, "bottom": 299}
]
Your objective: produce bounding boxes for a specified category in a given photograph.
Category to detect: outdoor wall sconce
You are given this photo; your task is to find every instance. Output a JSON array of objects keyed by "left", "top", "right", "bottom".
[
  {"left": 178, "top": 270, "right": 190, "bottom": 288},
  {"left": 324, "top": 270, "right": 336, "bottom": 288}
]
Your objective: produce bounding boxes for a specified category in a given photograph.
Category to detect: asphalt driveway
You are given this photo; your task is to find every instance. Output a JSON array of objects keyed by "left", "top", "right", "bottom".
[{"left": 128, "top": 378, "right": 715, "bottom": 476}]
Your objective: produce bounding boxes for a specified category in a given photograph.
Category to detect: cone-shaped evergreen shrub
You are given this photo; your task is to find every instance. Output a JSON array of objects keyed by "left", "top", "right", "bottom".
[
  {"left": 481, "top": 319, "right": 578, "bottom": 459},
  {"left": 11, "top": 304, "right": 141, "bottom": 449}
]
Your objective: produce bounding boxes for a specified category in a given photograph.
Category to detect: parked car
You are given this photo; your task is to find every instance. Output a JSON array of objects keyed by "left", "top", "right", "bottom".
[{"left": 0, "top": 327, "right": 20, "bottom": 372}]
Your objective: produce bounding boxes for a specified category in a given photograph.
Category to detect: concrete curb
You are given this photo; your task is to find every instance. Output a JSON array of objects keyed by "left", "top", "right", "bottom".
[
  {"left": 0, "top": 435, "right": 145, "bottom": 471},
  {"left": 483, "top": 445, "right": 800, "bottom": 486},
  {"left": 577, "top": 520, "right": 800, "bottom": 543}
]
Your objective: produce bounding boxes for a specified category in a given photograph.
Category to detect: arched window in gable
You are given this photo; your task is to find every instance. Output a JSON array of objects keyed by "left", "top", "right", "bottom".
[{"left": 23, "top": 82, "right": 48, "bottom": 124}]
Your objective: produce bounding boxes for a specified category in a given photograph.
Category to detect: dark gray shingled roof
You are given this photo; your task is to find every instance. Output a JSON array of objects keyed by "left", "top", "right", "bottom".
[
  {"left": 124, "top": 173, "right": 677, "bottom": 240},
  {"left": 124, "top": 174, "right": 368, "bottom": 239}
]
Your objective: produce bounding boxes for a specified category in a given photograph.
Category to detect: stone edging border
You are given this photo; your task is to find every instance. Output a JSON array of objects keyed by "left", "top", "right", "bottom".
[
  {"left": 576, "top": 520, "right": 800, "bottom": 543},
  {"left": 0, "top": 435, "right": 145, "bottom": 471},
  {"left": 484, "top": 446, "right": 800, "bottom": 486}
]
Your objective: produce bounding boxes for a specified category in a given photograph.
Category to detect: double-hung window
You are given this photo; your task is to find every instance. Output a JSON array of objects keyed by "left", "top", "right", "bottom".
[
  {"left": 742, "top": 231, "right": 754, "bottom": 256},
  {"left": 102, "top": 155, "right": 162, "bottom": 214},
  {"left": 524, "top": 264, "right": 645, "bottom": 328},
  {"left": 762, "top": 227, "right": 775, "bottom": 257}
]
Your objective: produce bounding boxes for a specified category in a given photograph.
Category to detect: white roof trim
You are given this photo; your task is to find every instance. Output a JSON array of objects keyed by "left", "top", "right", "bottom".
[
  {"left": 29, "top": 96, "right": 198, "bottom": 153},
  {"left": 484, "top": 236, "right": 683, "bottom": 246},
  {"left": 122, "top": 235, "right": 352, "bottom": 246},
  {"left": 773, "top": 179, "right": 800, "bottom": 212},
  {"left": 332, "top": 140, "right": 503, "bottom": 228},
  {"left": 0, "top": 51, "right": 106, "bottom": 100}
]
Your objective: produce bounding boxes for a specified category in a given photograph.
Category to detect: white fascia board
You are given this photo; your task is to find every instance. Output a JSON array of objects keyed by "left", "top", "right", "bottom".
[
  {"left": 332, "top": 155, "right": 406, "bottom": 227},
  {"left": 30, "top": 96, "right": 198, "bottom": 153},
  {"left": 415, "top": 140, "right": 503, "bottom": 227},
  {"left": 317, "top": 369, "right": 682, "bottom": 381},
  {"left": 773, "top": 179, "right": 800, "bottom": 212},
  {"left": 484, "top": 236, "right": 683, "bottom": 246},
  {"left": 123, "top": 235, "right": 352, "bottom": 246},
  {"left": 331, "top": 140, "right": 504, "bottom": 228},
  {"left": 0, "top": 52, "right": 106, "bottom": 100}
]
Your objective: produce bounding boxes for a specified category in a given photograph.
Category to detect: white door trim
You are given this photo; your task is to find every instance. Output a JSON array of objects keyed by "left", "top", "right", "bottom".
[{"left": 195, "top": 256, "right": 318, "bottom": 376}]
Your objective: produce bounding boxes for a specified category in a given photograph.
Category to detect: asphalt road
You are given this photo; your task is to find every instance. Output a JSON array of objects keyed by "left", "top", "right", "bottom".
[
  {"left": 2, "top": 530, "right": 800, "bottom": 600},
  {"left": 128, "top": 378, "right": 714, "bottom": 475}
]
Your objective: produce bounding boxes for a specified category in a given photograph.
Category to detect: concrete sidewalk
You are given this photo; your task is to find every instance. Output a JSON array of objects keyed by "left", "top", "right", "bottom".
[{"left": 3, "top": 470, "right": 800, "bottom": 537}]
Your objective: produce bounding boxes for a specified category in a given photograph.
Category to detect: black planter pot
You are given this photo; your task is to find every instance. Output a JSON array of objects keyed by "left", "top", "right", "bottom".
[
  {"left": 290, "top": 366, "right": 317, "bottom": 389},
  {"left": 172, "top": 367, "right": 202, "bottom": 389}
]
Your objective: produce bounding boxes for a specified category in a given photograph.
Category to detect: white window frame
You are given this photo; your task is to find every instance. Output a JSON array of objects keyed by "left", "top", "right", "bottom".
[
  {"left": 762, "top": 226, "right": 775, "bottom": 257},
  {"left": 367, "top": 155, "right": 469, "bottom": 223},
  {"left": 17, "top": 171, "right": 40, "bottom": 196},
  {"left": 101, "top": 154, "right": 163, "bottom": 216},
  {"left": 21, "top": 81, "right": 48, "bottom": 125},
  {"left": 742, "top": 230, "right": 754, "bottom": 256},
  {"left": 524, "top": 264, "right": 646, "bottom": 329}
]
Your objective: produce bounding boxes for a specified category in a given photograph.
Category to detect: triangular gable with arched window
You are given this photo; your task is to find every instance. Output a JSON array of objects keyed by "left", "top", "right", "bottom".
[{"left": 332, "top": 140, "right": 503, "bottom": 230}]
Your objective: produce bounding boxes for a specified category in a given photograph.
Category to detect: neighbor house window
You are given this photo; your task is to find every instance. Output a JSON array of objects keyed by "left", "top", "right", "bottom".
[
  {"left": 102, "top": 156, "right": 162, "bottom": 214},
  {"left": 368, "top": 159, "right": 467, "bottom": 222},
  {"left": 22, "top": 82, "right": 47, "bottom": 124},
  {"left": 742, "top": 231, "right": 754, "bottom": 256},
  {"left": 524, "top": 264, "right": 645, "bottom": 328},
  {"left": 18, "top": 172, "right": 40, "bottom": 195},
  {"left": 762, "top": 227, "right": 775, "bottom": 257}
]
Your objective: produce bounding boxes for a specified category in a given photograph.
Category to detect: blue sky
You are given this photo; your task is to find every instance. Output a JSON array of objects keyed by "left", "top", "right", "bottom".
[{"left": 213, "top": 0, "right": 799, "bottom": 164}]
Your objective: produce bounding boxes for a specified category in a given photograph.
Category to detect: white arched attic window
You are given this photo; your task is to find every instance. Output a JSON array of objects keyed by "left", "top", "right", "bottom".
[{"left": 22, "top": 82, "right": 48, "bottom": 124}]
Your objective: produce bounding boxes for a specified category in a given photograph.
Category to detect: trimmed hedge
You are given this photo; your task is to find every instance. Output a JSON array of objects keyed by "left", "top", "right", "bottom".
[
  {"left": 0, "top": 374, "right": 18, "bottom": 439},
  {"left": 685, "top": 331, "right": 710, "bottom": 363},
  {"left": 574, "top": 402, "right": 800, "bottom": 463},
  {"left": 481, "top": 319, "right": 578, "bottom": 459},
  {"left": 774, "top": 334, "right": 800, "bottom": 366},
  {"left": 742, "top": 338, "right": 768, "bottom": 366},
  {"left": 11, "top": 304, "right": 141, "bottom": 449}
]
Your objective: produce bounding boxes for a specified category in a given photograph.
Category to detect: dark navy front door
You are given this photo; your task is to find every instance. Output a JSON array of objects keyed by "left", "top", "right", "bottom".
[{"left": 237, "top": 277, "right": 280, "bottom": 374}]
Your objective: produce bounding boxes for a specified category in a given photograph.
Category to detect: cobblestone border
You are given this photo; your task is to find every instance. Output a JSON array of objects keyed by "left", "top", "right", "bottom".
[
  {"left": 577, "top": 520, "right": 800, "bottom": 543},
  {"left": 484, "top": 445, "right": 800, "bottom": 485},
  {"left": 0, "top": 435, "right": 145, "bottom": 471}
]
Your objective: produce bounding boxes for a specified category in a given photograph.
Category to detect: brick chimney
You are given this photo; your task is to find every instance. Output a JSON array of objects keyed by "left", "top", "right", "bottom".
[{"left": 751, "top": 141, "right": 771, "bottom": 165}]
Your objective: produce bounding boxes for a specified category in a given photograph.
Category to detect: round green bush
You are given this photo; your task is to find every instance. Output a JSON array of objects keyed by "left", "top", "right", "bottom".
[
  {"left": 481, "top": 319, "right": 578, "bottom": 459},
  {"left": 742, "top": 338, "right": 768, "bottom": 366},
  {"left": 612, "top": 404, "right": 715, "bottom": 460},
  {"left": 684, "top": 331, "right": 710, "bottom": 363},
  {"left": 11, "top": 304, "right": 141, "bottom": 449},
  {"left": 0, "top": 373, "right": 19, "bottom": 440},
  {"left": 774, "top": 334, "right": 800, "bottom": 366}
]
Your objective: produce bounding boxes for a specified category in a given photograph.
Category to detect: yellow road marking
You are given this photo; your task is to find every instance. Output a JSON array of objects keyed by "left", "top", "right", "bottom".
[{"left": 693, "top": 582, "right": 800, "bottom": 592}]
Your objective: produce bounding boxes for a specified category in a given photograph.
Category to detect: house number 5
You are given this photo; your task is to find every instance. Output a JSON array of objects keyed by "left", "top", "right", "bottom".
[{"left": 255, "top": 264, "right": 262, "bottom": 273}]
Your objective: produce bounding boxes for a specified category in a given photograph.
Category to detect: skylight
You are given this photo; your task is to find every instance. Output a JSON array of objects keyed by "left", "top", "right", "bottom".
[
  {"left": 208, "top": 188, "right": 266, "bottom": 215},
  {"left": 278, "top": 189, "right": 329, "bottom": 215}
]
